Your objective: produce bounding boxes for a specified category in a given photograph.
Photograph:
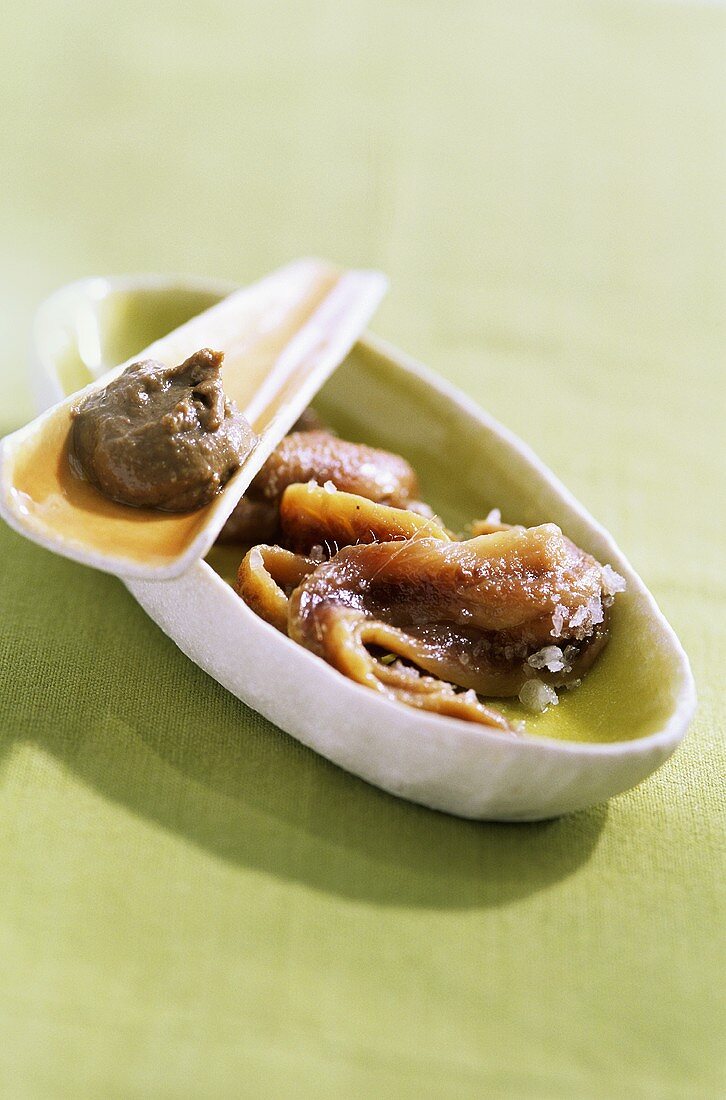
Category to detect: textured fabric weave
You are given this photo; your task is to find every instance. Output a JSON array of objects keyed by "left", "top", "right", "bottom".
[{"left": 1, "top": 2, "right": 724, "bottom": 1096}]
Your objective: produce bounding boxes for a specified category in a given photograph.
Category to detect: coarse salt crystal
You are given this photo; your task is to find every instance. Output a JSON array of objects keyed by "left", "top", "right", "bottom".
[
  {"left": 551, "top": 604, "right": 568, "bottom": 637},
  {"left": 527, "top": 645, "right": 566, "bottom": 672},
  {"left": 519, "top": 679, "right": 559, "bottom": 713},
  {"left": 602, "top": 564, "right": 627, "bottom": 595},
  {"left": 589, "top": 598, "right": 605, "bottom": 626}
]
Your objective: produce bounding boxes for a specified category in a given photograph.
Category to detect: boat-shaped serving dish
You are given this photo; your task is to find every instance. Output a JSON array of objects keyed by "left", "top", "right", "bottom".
[{"left": 27, "top": 273, "right": 695, "bottom": 820}]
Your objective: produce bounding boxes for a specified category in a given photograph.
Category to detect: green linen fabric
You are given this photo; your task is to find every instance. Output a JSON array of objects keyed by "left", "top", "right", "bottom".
[{"left": 1, "top": 1, "right": 724, "bottom": 1096}]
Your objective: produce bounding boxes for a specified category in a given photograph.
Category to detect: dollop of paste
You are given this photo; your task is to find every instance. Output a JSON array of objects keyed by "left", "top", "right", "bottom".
[{"left": 70, "top": 348, "right": 255, "bottom": 511}]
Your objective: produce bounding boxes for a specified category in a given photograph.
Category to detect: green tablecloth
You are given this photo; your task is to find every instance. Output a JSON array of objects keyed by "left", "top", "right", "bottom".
[{"left": 1, "top": 2, "right": 724, "bottom": 1096}]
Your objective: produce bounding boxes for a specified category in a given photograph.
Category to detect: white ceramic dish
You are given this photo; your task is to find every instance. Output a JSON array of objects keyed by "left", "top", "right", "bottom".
[{"left": 28, "top": 273, "right": 696, "bottom": 820}]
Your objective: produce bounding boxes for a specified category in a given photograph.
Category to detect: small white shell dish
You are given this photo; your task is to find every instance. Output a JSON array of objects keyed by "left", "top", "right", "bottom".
[{"left": 25, "top": 272, "right": 695, "bottom": 821}]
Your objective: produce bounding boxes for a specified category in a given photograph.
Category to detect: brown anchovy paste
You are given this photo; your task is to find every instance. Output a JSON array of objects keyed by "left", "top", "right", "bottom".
[
  {"left": 225, "top": 428, "right": 625, "bottom": 731},
  {"left": 70, "top": 349, "right": 255, "bottom": 512}
]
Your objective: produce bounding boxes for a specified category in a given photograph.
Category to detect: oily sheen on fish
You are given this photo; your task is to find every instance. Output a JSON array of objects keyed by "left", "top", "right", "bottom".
[{"left": 219, "top": 431, "right": 421, "bottom": 544}]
